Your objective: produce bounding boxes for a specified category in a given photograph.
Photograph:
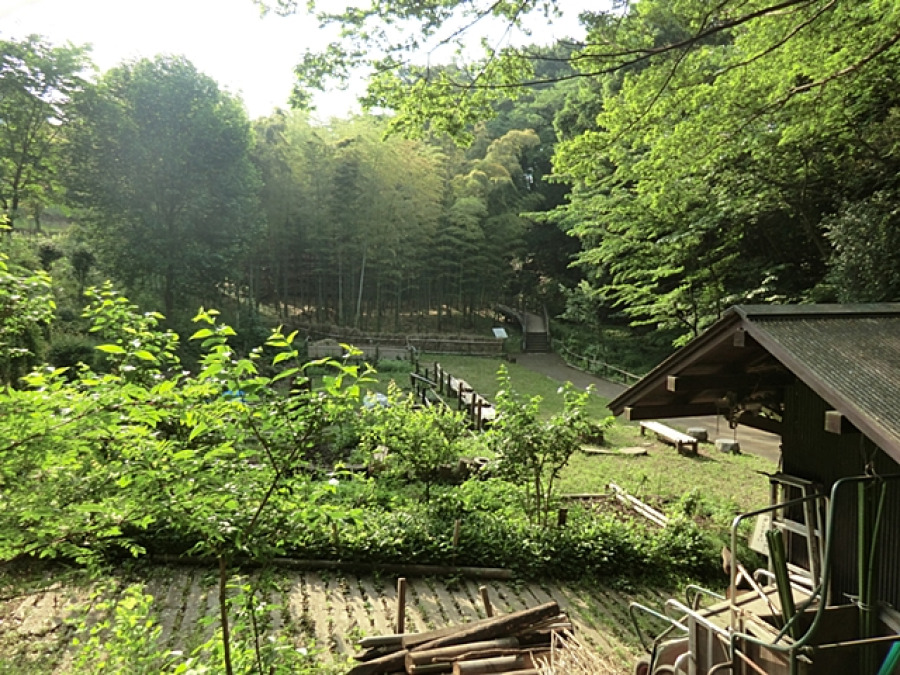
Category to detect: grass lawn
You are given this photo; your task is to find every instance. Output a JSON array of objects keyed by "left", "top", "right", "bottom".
[
  {"left": 561, "top": 440, "right": 776, "bottom": 515},
  {"left": 413, "top": 354, "right": 614, "bottom": 421},
  {"left": 368, "top": 353, "right": 777, "bottom": 519}
]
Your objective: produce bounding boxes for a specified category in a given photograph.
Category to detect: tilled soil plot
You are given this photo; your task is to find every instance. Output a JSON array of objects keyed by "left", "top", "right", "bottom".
[{"left": 0, "top": 564, "right": 656, "bottom": 673}]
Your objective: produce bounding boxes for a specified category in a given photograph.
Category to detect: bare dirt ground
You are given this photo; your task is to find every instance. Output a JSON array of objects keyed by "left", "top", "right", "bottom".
[
  {"left": 515, "top": 352, "right": 783, "bottom": 463},
  {"left": 0, "top": 564, "right": 656, "bottom": 673}
]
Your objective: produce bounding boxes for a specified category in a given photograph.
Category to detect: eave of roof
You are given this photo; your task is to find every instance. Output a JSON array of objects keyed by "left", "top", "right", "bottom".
[{"left": 609, "top": 304, "right": 900, "bottom": 463}]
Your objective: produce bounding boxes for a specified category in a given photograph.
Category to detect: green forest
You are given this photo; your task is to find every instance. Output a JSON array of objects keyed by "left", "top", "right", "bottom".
[
  {"left": 4, "top": 0, "right": 899, "bottom": 377},
  {"left": 2, "top": 1, "right": 899, "bottom": 672}
]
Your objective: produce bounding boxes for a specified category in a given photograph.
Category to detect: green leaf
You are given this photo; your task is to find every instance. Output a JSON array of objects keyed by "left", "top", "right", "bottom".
[
  {"left": 188, "top": 423, "right": 208, "bottom": 442},
  {"left": 272, "top": 367, "right": 299, "bottom": 383},
  {"left": 272, "top": 350, "right": 297, "bottom": 365},
  {"left": 189, "top": 328, "right": 215, "bottom": 340},
  {"left": 133, "top": 350, "right": 156, "bottom": 361},
  {"left": 96, "top": 344, "right": 126, "bottom": 354}
]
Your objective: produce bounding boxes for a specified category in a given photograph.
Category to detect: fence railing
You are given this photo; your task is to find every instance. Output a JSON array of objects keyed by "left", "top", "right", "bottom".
[
  {"left": 412, "top": 363, "right": 496, "bottom": 430},
  {"left": 306, "top": 335, "right": 503, "bottom": 360},
  {"left": 552, "top": 340, "right": 643, "bottom": 387}
]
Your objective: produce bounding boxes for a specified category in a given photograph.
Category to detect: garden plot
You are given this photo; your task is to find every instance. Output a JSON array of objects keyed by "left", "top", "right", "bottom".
[{"left": 0, "top": 564, "right": 654, "bottom": 673}]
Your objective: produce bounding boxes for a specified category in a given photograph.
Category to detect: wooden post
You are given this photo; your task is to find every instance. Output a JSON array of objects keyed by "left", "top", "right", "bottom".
[
  {"left": 557, "top": 508, "right": 568, "bottom": 528},
  {"left": 479, "top": 585, "right": 493, "bottom": 617},
  {"left": 453, "top": 519, "right": 461, "bottom": 548},
  {"left": 396, "top": 577, "right": 407, "bottom": 634}
]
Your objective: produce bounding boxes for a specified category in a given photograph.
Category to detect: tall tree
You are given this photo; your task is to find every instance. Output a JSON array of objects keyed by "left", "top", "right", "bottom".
[
  {"left": 0, "top": 35, "right": 89, "bottom": 230},
  {"left": 552, "top": 0, "right": 900, "bottom": 338},
  {"left": 250, "top": 113, "right": 448, "bottom": 329},
  {"left": 66, "top": 56, "right": 261, "bottom": 318},
  {"left": 263, "top": 1, "right": 899, "bottom": 139}
]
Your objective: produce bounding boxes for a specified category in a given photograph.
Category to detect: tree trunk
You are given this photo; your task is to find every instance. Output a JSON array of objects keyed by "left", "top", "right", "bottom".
[{"left": 355, "top": 245, "right": 367, "bottom": 329}]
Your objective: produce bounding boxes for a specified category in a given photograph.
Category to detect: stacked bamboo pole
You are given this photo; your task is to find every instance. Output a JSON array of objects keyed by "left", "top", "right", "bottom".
[{"left": 349, "top": 600, "right": 572, "bottom": 675}]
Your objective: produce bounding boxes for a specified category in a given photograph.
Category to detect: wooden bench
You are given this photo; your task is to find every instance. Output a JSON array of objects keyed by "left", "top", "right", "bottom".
[{"left": 639, "top": 421, "right": 699, "bottom": 456}]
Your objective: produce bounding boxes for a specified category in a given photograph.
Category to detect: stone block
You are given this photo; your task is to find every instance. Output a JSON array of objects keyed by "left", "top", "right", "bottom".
[
  {"left": 715, "top": 439, "right": 741, "bottom": 454},
  {"left": 687, "top": 427, "right": 709, "bottom": 442}
]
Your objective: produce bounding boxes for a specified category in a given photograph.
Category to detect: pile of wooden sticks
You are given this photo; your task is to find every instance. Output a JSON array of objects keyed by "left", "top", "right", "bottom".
[{"left": 348, "top": 599, "right": 573, "bottom": 675}]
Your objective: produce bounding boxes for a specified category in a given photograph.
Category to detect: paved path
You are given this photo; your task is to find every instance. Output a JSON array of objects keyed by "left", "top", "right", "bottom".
[{"left": 515, "top": 352, "right": 782, "bottom": 464}]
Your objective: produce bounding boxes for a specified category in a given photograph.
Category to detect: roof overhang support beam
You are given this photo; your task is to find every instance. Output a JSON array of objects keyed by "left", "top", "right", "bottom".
[
  {"left": 624, "top": 403, "right": 721, "bottom": 421},
  {"left": 735, "top": 411, "right": 783, "bottom": 435},
  {"left": 666, "top": 374, "right": 793, "bottom": 393}
]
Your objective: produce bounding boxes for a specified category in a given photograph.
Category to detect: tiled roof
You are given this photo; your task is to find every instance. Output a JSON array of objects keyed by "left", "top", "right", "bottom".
[
  {"left": 744, "top": 310, "right": 900, "bottom": 459},
  {"left": 609, "top": 304, "right": 900, "bottom": 462}
]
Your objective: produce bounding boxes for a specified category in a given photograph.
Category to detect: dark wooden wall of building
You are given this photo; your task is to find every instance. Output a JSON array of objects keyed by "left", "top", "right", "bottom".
[{"left": 781, "top": 382, "right": 900, "bottom": 612}]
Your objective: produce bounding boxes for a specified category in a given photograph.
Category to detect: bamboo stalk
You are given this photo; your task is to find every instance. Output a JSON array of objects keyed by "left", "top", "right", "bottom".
[
  {"left": 412, "top": 602, "right": 560, "bottom": 653},
  {"left": 407, "top": 637, "right": 520, "bottom": 671},
  {"left": 453, "top": 654, "right": 525, "bottom": 674}
]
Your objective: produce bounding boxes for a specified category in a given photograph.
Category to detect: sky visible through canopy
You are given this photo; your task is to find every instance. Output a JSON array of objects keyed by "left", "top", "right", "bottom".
[{"left": 1, "top": 0, "right": 594, "bottom": 120}]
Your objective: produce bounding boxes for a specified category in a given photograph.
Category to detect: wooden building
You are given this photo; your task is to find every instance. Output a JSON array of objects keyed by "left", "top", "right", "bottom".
[{"left": 609, "top": 304, "right": 900, "bottom": 673}]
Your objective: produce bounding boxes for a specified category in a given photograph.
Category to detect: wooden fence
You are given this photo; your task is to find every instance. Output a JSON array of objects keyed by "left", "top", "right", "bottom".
[
  {"left": 552, "top": 341, "right": 643, "bottom": 386},
  {"left": 306, "top": 335, "right": 503, "bottom": 360},
  {"left": 411, "top": 363, "right": 496, "bottom": 430}
]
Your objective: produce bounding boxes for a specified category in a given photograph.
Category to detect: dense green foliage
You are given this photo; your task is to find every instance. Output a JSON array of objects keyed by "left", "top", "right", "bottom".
[
  {"left": 66, "top": 56, "right": 262, "bottom": 320},
  {"left": 0, "top": 35, "right": 88, "bottom": 230},
  {"left": 0, "top": 255, "right": 746, "bottom": 670},
  {"left": 0, "top": 270, "right": 721, "bottom": 578},
  {"left": 249, "top": 113, "right": 546, "bottom": 332},
  {"left": 0, "top": 246, "right": 55, "bottom": 383},
  {"left": 554, "top": 0, "right": 900, "bottom": 339},
  {"left": 272, "top": 0, "right": 900, "bottom": 344},
  {"left": 5, "top": 1, "right": 900, "bottom": 360}
]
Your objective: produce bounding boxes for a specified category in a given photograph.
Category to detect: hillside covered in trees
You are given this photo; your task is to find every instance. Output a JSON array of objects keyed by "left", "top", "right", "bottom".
[{"left": 3, "top": 0, "right": 900, "bottom": 378}]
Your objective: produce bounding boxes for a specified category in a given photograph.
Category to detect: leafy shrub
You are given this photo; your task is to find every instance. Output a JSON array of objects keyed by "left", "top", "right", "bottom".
[
  {"left": 488, "top": 366, "right": 591, "bottom": 526},
  {"left": 360, "top": 384, "right": 471, "bottom": 500},
  {"left": 648, "top": 518, "right": 721, "bottom": 580},
  {"left": 70, "top": 581, "right": 348, "bottom": 674}
]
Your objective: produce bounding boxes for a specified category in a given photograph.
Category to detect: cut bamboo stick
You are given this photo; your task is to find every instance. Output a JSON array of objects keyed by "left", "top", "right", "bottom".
[
  {"left": 412, "top": 601, "right": 560, "bottom": 653},
  {"left": 401, "top": 615, "right": 499, "bottom": 649},
  {"left": 452, "top": 654, "right": 525, "bottom": 674},
  {"left": 397, "top": 577, "right": 407, "bottom": 634},
  {"left": 346, "top": 648, "right": 409, "bottom": 675},
  {"left": 407, "top": 637, "right": 520, "bottom": 669},
  {"left": 608, "top": 482, "right": 668, "bottom": 526}
]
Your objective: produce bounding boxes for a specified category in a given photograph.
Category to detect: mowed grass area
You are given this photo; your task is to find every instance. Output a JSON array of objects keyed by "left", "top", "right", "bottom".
[
  {"left": 373, "top": 353, "right": 776, "bottom": 516},
  {"left": 413, "top": 354, "right": 615, "bottom": 420}
]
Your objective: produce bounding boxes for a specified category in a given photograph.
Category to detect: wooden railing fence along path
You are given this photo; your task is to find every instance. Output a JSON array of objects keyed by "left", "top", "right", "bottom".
[
  {"left": 411, "top": 363, "right": 496, "bottom": 430},
  {"left": 552, "top": 340, "right": 643, "bottom": 386},
  {"left": 306, "top": 332, "right": 504, "bottom": 360}
]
